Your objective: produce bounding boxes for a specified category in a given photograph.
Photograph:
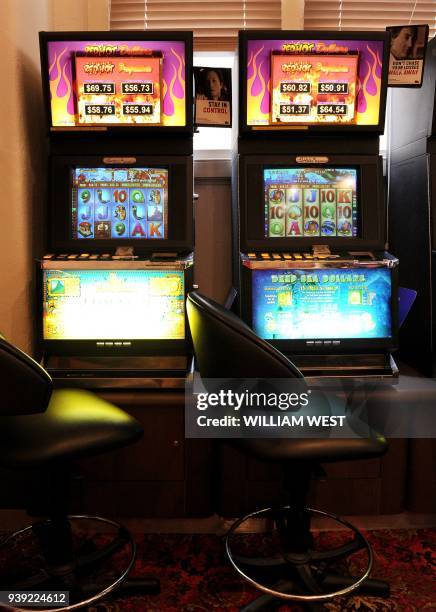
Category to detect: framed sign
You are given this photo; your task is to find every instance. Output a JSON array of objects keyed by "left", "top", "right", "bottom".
[
  {"left": 387, "top": 24, "right": 429, "bottom": 87},
  {"left": 194, "top": 67, "right": 232, "bottom": 127}
]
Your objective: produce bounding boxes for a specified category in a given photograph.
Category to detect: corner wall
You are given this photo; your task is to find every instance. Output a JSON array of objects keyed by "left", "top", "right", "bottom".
[
  {"left": 0, "top": 0, "right": 109, "bottom": 353},
  {"left": 0, "top": 0, "right": 51, "bottom": 352}
]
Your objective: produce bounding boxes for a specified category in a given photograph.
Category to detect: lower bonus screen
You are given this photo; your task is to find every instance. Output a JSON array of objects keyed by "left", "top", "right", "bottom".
[
  {"left": 252, "top": 267, "right": 392, "bottom": 340},
  {"left": 43, "top": 269, "right": 185, "bottom": 340}
]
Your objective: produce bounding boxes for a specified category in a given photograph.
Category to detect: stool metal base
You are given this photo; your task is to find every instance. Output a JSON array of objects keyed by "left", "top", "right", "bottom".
[
  {"left": 0, "top": 515, "right": 136, "bottom": 612},
  {"left": 226, "top": 506, "right": 374, "bottom": 604}
]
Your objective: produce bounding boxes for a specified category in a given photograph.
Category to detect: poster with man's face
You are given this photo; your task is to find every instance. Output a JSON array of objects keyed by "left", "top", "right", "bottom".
[
  {"left": 194, "top": 67, "right": 232, "bottom": 127},
  {"left": 387, "top": 25, "right": 429, "bottom": 87}
]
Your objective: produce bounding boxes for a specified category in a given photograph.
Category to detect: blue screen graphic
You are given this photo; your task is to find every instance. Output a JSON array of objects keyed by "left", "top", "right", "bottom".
[
  {"left": 252, "top": 267, "right": 392, "bottom": 340},
  {"left": 72, "top": 167, "right": 168, "bottom": 241},
  {"left": 264, "top": 167, "right": 358, "bottom": 239}
]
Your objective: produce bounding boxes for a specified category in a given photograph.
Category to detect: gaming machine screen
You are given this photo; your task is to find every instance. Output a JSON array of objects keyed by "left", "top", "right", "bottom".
[
  {"left": 264, "top": 168, "right": 358, "bottom": 238},
  {"left": 72, "top": 167, "right": 168, "bottom": 240},
  {"left": 45, "top": 38, "right": 187, "bottom": 127},
  {"left": 246, "top": 37, "right": 385, "bottom": 128},
  {"left": 43, "top": 269, "right": 185, "bottom": 340},
  {"left": 252, "top": 267, "right": 392, "bottom": 340}
]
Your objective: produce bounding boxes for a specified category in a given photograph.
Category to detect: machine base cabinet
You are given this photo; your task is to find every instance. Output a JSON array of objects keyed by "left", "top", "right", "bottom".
[
  {"left": 76, "top": 390, "right": 214, "bottom": 518},
  {"left": 217, "top": 440, "right": 408, "bottom": 517}
]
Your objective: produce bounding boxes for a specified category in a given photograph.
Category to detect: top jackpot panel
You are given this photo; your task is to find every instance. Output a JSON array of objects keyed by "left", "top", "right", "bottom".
[
  {"left": 39, "top": 31, "right": 193, "bottom": 133},
  {"left": 240, "top": 30, "right": 389, "bottom": 134}
]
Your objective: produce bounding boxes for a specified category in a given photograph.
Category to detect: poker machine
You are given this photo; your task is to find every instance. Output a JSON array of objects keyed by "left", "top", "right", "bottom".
[
  {"left": 388, "top": 36, "right": 436, "bottom": 376},
  {"left": 37, "top": 31, "right": 194, "bottom": 387},
  {"left": 235, "top": 30, "right": 399, "bottom": 378}
]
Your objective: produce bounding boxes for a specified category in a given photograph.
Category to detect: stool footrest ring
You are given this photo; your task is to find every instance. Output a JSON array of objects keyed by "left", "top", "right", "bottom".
[{"left": 225, "top": 505, "right": 373, "bottom": 603}]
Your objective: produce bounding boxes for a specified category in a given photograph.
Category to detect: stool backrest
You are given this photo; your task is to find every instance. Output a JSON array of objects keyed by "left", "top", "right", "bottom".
[
  {"left": 186, "top": 291, "right": 303, "bottom": 380},
  {"left": 0, "top": 338, "right": 53, "bottom": 416}
]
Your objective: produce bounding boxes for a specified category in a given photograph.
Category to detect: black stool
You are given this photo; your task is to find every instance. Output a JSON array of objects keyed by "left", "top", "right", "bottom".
[
  {"left": 186, "top": 291, "right": 390, "bottom": 611},
  {"left": 0, "top": 337, "right": 159, "bottom": 610}
]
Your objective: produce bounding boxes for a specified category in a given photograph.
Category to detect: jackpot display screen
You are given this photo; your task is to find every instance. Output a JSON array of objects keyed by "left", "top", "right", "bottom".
[
  {"left": 75, "top": 55, "right": 162, "bottom": 125},
  {"left": 252, "top": 267, "right": 392, "bottom": 340},
  {"left": 246, "top": 37, "right": 385, "bottom": 127},
  {"left": 45, "top": 38, "right": 187, "bottom": 127},
  {"left": 271, "top": 53, "right": 358, "bottom": 124},
  {"left": 264, "top": 168, "right": 358, "bottom": 238},
  {"left": 72, "top": 167, "right": 168, "bottom": 240},
  {"left": 43, "top": 269, "right": 185, "bottom": 340}
]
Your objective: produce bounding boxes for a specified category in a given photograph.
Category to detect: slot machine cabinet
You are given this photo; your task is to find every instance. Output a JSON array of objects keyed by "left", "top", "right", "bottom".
[
  {"left": 28, "top": 31, "right": 214, "bottom": 519},
  {"left": 234, "top": 30, "right": 398, "bottom": 378},
  {"left": 38, "top": 31, "right": 195, "bottom": 386},
  {"left": 388, "top": 36, "right": 436, "bottom": 376},
  {"left": 221, "top": 29, "right": 407, "bottom": 518}
]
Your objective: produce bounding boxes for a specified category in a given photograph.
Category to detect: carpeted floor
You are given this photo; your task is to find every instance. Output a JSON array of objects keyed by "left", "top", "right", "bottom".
[
  {"left": 94, "top": 528, "right": 436, "bottom": 611},
  {"left": 1, "top": 527, "right": 434, "bottom": 610}
]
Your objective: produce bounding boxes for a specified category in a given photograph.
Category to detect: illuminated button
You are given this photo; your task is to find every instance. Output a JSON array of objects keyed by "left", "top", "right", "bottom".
[
  {"left": 323, "top": 340, "right": 332, "bottom": 345},
  {"left": 57, "top": 254, "right": 69, "bottom": 259},
  {"left": 247, "top": 253, "right": 257, "bottom": 259},
  {"left": 306, "top": 341, "right": 314, "bottom": 345},
  {"left": 67, "top": 254, "right": 79, "bottom": 259},
  {"left": 105, "top": 342, "right": 114, "bottom": 346},
  {"left": 43, "top": 254, "right": 55, "bottom": 259},
  {"left": 100, "top": 254, "right": 111, "bottom": 259},
  {"left": 283, "top": 253, "right": 292, "bottom": 260},
  {"left": 78, "top": 253, "right": 90, "bottom": 259},
  {"left": 315, "top": 340, "right": 323, "bottom": 345},
  {"left": 303, "top": 253, "right": 313, "bottom": 259},
  {"left": 272, "top": 253, "right": 281, "bottom": 259},
  {"left": 293, "top": 253, "right": 303, "bottom": 259},
  {"left": 261, "top": 253, "right": 271, "bottom": 259},
  {"left": 96, "top": 342, "right": 104, "bottom": 346},
  {"left": 333, "top": 341, "right": 340, "bottom": 345},
  {"left": 114, "top": 342, "right": 122, "bottom": 346},
  {"left": 122, "top": 342, "right": 132, "bottom": 346},
  {"left": 89, "top": 254, "right": 99, "bottom": 260}
]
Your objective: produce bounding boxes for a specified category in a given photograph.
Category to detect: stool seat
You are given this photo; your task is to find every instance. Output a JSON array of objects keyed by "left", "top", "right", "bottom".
[
  {"left": 235, "top": 435, "right": 387, "bottom": 464},
  {"left": 0, "top": 388, "right": 143, "bottom": 468}
]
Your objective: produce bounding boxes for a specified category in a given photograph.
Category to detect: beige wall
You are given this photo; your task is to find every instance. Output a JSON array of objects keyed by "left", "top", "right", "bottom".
[
  {"left": 50, "top": 0, "right": 108, "bottom": 30},
  {"left": 0, "top": 0, "right": 108, "bottom": 353},
  {"left": 0, "top": 0, "right": 51, "bottom": 352}
]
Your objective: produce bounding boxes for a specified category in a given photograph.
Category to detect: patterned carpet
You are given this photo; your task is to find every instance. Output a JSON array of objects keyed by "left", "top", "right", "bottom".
[{"left": 91, "top": 528, "right": 436, "bottom": 611}]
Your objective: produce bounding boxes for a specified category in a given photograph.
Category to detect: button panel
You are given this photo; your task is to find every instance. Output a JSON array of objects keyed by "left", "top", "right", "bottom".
[
  {"left": 243, "top": 251, "right": 377, "bottom": 262},
  {"left": 305, "top": 340, "right": 341, "bottom": 346}
]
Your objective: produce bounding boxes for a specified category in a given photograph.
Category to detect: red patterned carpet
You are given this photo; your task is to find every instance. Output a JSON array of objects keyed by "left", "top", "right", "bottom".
[{"left": 92, "top": 528, "right": 436, "bottom": 611}]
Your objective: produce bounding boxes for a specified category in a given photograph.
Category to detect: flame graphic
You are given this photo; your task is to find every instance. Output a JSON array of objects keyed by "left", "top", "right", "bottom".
[
  {"left": 162, "top": 47, "right": 186, "bottom": 126},
  {"left": 246, "top": 41, "right": 383, "bottom": 127},
  {"left": 49, "top": 47, "right": 75, "bottom": 126},
  {"left": 356, "top": 45, "right": 381, "bottom": 125},
  {"left": 247, "top": 46, "right": 269, "bottom": 124},
  {"left": 247, "top": 50, "right": 254, "bottom": 80},
  {"left": 48, "top": 44, "right": 187, "bottom": 127}
]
